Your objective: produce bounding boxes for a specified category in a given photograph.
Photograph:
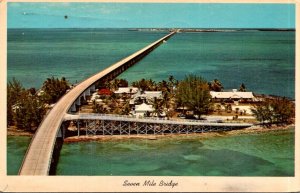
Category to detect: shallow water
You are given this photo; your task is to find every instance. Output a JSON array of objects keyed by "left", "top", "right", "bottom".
[
  {"left": 7, "top": 136, "right": 31, "bottom": 175},
  {"left": 55, "top": 129, "right": 294, "bottom": 176},
  {"left": 7, "top": 29, "right": 295, "bottom": 175}
]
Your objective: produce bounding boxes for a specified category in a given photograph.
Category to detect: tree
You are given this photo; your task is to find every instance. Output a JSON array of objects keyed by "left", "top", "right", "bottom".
[
  {"left": 175, "top": 74, "right": 212, "bottom": 119},
  {"left": 251, "top": 100, "right": 273, "bottom": 126},
  {"left": 209, "top": 79, "right": 224, "bottom": 92},
  {"left": 270, "top": 97, "right": 295, "bottom": 124},
  {"left": 7, "top": 78, "right": 46, "bottom": 130},
  {"left": 106, "top": 78, "right": 129, "bottom": 91},
  {"left": 150, "top": 97, "right": 163, "bottom": 117},
  {"left": 7, "top": 78, "right": 25, "bottom": 126},
  {"left": 158, "top": 80, "right": 169, "bottom": 93},
  {"left": 239, "top": 83, "right": 246, "bottom": 92},
  {"left": 41, "top": 76, "right": 70, "bottom": 104},
  {"left": 167, "top": 75, "right": 177, "bottom": 95},
  {"left": 92, "top": 100, "right": 108, "bottom": 114},
  {"left": 251, "top": 97, "right": 294, "bottom": 126},
  {"left": 120, "top": 101, "right": 131, "bottom": 115},
  {"left": 118, "top": 78, "right": 129, "bottom": 87},
  {"left": 13, "top": 91, "right": 46, "bottom": 131},
  {"left": 131, "top": 79, "right": 157, "bottom": 91}
]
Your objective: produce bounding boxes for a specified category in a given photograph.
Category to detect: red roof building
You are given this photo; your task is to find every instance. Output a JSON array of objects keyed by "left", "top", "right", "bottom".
[{"left": 98, "top": 88, "right": 112, "bottom": 96}]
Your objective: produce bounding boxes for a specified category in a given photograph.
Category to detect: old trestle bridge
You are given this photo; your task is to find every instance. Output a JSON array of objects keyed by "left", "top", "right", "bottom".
[
  {"left": 65, "top": 113, "right": 253, "bottom": 136},
  {"left": 19, "top": 31, "right": 252, "bottom": 176}
]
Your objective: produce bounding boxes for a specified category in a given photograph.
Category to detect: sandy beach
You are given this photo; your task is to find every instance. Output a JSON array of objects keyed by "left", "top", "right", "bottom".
[{"left": 7, "top": 127, "right": 34, "bottom": 137}]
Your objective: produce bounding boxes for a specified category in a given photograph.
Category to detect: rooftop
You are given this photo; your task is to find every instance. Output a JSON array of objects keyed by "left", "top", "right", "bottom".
[{"left": 210, "top": 90, "right": 254, "bottom": 99}]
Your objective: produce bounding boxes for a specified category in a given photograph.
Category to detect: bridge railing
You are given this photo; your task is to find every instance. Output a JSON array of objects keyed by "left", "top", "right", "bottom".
[
  {"left": 76, "top": 113, "right": 207, "bottom": 122},
  {"left": 72, "top": 113, "right": 253, "bottom": 126}
]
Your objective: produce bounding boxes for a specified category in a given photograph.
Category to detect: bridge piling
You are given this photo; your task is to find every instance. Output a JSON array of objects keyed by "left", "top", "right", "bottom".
[
  {"left": 67, "top": 115, "right": 252, "bottom": 137},
  {"left": 75, "top": 98, "right": 81, "bottom": 106},
  {"left": 19, "top": 31, "right": 178, "bottom": 175}
]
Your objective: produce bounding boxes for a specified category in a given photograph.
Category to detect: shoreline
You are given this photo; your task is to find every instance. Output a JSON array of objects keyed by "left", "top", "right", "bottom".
[
  {"left": 7, "top": 124, "right": 294, "bottom": 141},
  {"left": 63, "top": 124, "right": 294, "bottom": 143},
  {"left": 7, "top": 127, "right": 34, "bottom": 137}
]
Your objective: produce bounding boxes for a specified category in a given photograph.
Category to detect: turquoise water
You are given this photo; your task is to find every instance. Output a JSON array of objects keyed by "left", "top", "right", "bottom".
[
  {"left": 7, "top": 136, "right": 31, "bottom": 175},
  {"left": 8, "top": 29, "right": 166, "bottom": 88},
  {"left": 8, "top": 29, "right": 295, "bottom": 98},
  {"left": 7, "top": 29, "right": 295, "bottom": 175},
  {"left": 119, "top": 31, "right": 295, "bottom": 98},
  {"left": 55, "top": 129, "right": 294, "bottom": 176}
]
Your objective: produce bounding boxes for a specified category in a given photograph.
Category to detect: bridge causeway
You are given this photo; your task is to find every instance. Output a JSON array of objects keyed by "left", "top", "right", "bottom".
[
  {"left": 65, "top": 113, "right": 253, "bottom": 136},
  {"left": 19, "top": 31, "right": 176, "bottom": 175}
]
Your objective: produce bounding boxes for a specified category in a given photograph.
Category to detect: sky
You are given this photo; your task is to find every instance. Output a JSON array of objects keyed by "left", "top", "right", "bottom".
[{"left": 7, "top": 3, "right": 295, "bottom": 28}]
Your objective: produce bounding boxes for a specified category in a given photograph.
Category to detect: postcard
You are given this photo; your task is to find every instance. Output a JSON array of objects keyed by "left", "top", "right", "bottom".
[{"left": 0, "top": 0, "right": 299, "bottom": 192}]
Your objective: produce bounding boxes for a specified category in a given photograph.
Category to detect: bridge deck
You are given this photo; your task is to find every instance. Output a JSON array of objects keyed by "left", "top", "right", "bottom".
[
  {"left": 19, "top": 31, "right": 176, "bottom": 175},
  {"left": 64, "top": 113, "right": 253, "bottom": 127}
]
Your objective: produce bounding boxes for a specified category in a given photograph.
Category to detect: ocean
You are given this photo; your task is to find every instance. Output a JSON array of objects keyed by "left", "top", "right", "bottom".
[
  {"left": 7, "top": 28, "right": 295, "bottom": 175},
  {"left": 8, "top": 28, "right": 295, "bottom": 98},
  {"left": 56, "top": 129, "right": 294, "bottom": 176},
  {"left": 7, "top": 129, "right": 294, "bottom": 176}
]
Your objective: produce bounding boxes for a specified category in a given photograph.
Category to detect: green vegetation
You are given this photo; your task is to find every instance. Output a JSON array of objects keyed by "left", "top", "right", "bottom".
[
  {"left": 239, "top": 83, "right": 246, "bottom": 92},
  {"left": 7, "top": 77, "right": 70, "bottom": 132},
  {"left": 7, "top": 78, "right": 46, "bottom": 131},
  {"left": 13, "top": 92, "right": 46, "bottom": 130},
  {"left": 7, "top": 78, "right": 25, "bottom": 126},
  {"left": 105, "top": 78, "right": 128, "bottom": 91},
  {"left": 40, "top": 76, "right": 70, "bottom": 104},
  {"left": 209, "top": 79, "right": 224, "bottom": 92},
  {"left": 251, "top": 97, "right": 295, "bottom": 126},
  {"left": 131, "top": 75, "right": 178, "bottom": 93},
  {"left": 175, "top": 74, "right": 212, "bottom": 119},
  {"left": 131, "top": 78, "right": 157, "bottom": 91},
  {"left": 7, "top": 74, "right": 295, "bottom": 132}
]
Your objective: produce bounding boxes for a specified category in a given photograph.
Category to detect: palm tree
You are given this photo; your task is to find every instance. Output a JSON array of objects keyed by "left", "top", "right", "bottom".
[
  {"left": 106, "top": 79, "right": 119, "bottom": 91},
  {"left": 121, "top": 101, "right": 131, "bottom": 115},
  {"left": 41, "top": 76, "right": 70, "bottom": 104},
  {"left": 209, "top": 79, "right": 224, "bottom": 92},
  {"left": 7, "top": 78, "right": 25, "bottom": 126},
  {"left": 151, "top": 97, "right": 163, "bottom": 117},
  {"left": 168, "top": 75, "right": 176, "bottom": 94},
  {"left": 92, "top": 100, "right": 107, "bottom": 114},
  {"left": 158, "top": 80, "right": 169, "bottom": 93},
  {"left": 239, "top": 83, "right": 246, "bottom": 92},
  {"left": 161, "top": 91, "right": 171, "bottom": 116}
]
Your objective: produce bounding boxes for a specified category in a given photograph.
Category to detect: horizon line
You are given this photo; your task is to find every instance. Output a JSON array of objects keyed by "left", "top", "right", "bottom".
[{"left": 7, "top": 27, "right": 296, "bottom": 30}]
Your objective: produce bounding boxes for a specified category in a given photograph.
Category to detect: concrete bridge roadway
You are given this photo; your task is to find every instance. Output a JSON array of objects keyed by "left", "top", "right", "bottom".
[{"left": 19, "top": 31, "right": 176, "bottom": 175}]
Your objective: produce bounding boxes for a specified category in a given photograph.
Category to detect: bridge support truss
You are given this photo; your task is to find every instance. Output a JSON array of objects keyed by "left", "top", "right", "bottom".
[{"left": 72, "top": 119, "right": 247, "bottom": 136}]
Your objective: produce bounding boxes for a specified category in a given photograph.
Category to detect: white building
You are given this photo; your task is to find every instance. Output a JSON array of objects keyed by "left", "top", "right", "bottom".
[
  {"left": 143, "top": 91, "right": 162, "bottom": 99},
  {"left": 114, "top": 87, "right": 138, "bottom": 94},
  {"left": 134, "top": 103, "right": 154, "bottom": 118},
  {"left": 210, "top": 89, "right": 254, "bottom": 102},
  {"left": 132, "top": 90, "right": 162, "bottom": 100}
]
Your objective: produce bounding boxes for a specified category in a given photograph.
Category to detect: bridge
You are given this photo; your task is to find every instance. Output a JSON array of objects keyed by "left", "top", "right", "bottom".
[
  {"left": 19, "top": 31, "right": 176, "bottom": 175},
  {"left": 64, "top": 113, "right": 253, "bottom": 136}
]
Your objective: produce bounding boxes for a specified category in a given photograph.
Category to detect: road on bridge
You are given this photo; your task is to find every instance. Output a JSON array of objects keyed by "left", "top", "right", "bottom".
[{"left": 19, "top": 31, "right": 176, "bottom": 175}]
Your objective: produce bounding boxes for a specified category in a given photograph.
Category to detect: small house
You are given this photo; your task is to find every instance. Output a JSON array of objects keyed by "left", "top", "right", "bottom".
[{"left": 134, "top": 103, "right": 154, "bottom": 118}]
